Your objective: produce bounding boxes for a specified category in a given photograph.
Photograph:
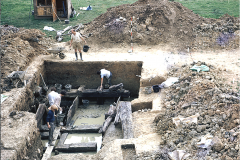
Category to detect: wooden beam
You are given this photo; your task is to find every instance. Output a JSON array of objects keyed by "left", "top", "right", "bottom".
[
  {"left": 66, "top": 96, "right": 79, "bottom": 126},
  {"left": 99, "top": 104, "right": 116, "bottom": 134},
  {"left": 36, "top": 104, "right": 47, "bottom": 129},
  {"left": 113, "top": 97, "right": 121, "bottom": 125},
  {"left": 115, "top": 101, "right": 134, "bottom": 139},
  {"left": 65, "top": 88, "right": 130, "bottom": 98}
]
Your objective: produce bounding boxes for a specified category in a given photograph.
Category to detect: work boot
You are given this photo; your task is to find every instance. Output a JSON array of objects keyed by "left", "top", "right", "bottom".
[
  {"left": 79, "top": 52, "right": 83, "bottom": 61},
  {"left": 75, "top": 52, "right": 78, "bottom": 61}
]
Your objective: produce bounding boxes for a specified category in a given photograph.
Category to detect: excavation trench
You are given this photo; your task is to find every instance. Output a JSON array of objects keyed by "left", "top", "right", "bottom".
[{"left": 2, "top": 60, "right": 143, "bottom": 159}]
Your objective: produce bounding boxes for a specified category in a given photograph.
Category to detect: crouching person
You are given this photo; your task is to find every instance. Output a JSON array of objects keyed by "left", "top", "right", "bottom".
[{"left": 46, "top": 105, "right": 58, "bottom": 146}]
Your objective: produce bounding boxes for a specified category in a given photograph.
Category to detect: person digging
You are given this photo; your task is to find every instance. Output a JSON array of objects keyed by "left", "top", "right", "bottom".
[
  {"left": 97, "top": 69, "right": 112, "bottom": 89},
  {"left": 48, "top": 88, "right": 67, "bottom": 127},
  {"left": 69, "top": 29, "right": 87, "bottom": 61}
]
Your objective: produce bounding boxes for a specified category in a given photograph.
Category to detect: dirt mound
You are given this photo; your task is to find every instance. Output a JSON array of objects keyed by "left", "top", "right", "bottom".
[
  {"left": 154, "top": 62, "right": 240, "bottom": 159},
  {"left": 84, "top": 0, "right": 239, "bottom": 50},
  {"left": 0, "top": 25, "right": 53, "bottom": 88}
]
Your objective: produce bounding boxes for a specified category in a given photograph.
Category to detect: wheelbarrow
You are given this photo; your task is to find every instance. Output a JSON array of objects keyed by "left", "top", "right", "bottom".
[
  {"left": 4, "top": 66, "right": 29, "bottom": 89},
  {"left": 47, "top": 47, "right": 66, "bottom": 59}
]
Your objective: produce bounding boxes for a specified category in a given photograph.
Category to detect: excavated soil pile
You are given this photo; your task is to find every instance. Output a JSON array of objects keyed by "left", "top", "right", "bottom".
[
  {"left": 154, "top": 62, "right": 240, "bottom": 160},
  {"left": 0, "top": 25, "right": 53, "bottom": 88},
  {"left": 84, "top": 0, "right": 239, "bottom": 50}
]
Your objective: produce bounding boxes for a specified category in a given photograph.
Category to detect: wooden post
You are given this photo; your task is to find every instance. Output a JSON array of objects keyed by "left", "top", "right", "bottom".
[
  {"left": 119, "top": 101, "right": 134, "bottom": 139},
  {"left": 114, "top": 97, "right": 121, "bottom": 125},
  {"left": 99, "top": 104, "right": 116, "bottom": 134},
  {"left": 36, "top": 104, "right": 47, "bottom": 129}
]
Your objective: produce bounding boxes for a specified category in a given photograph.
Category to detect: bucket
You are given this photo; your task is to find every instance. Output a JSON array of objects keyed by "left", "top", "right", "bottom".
[
  {"left": 83, "top": 45, "right": 90, "bottom": 52},
  {"left": 65, "top": 84, "right": 72, "bottom": 92},
  {"left": 152, "top": 85, "right": 160, "bottom": 93},
  {"left": 82, "top": 99, "right": 89, "bottom": 108},
  {"left": 54, "top": 83, "right": 62, "bottom": 93},
  {"left": 65, "top": 20, "right": 69, "bottom": 24},
  {"left": 57, "top": 114, "right": 65, "bottom": 122}
]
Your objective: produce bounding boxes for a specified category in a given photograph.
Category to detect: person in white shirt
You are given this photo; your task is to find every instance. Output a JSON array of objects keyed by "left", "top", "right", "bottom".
[
  {"left": 69, "top": 29, "right": 86, "bottom": 61},
  {"left": 97, "top": 69, "right": 112, "bottom": 88},
  {"left": 48, "top": 87, "right": 66, "bottom": 127}
]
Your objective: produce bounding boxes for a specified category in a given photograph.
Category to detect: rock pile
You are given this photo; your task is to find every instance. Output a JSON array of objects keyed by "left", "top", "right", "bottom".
[
  {"left": 193, "top": 14, "right": 240, "bottom": 50},
  {"left": 154, "top": 61, "right": 240, "bottom": 159}
]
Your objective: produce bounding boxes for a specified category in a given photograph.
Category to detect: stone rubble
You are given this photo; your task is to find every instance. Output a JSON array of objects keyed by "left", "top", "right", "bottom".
[{"left": 154, "top": 61, "right": 240, "bottom": 160}]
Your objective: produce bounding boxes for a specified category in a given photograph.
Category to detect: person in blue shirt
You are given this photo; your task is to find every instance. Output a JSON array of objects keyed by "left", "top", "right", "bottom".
[{"left": 46, "top": 105, "right": 58, "bottom": 146}]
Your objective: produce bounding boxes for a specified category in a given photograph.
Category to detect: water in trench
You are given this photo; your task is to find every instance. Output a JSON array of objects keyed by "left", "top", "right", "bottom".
[
  {"left": 59, "top": 98, "right": 114, "bottom": 155},
  {"left": 64, "top": 133, "right": 102, "bottom": 152}
]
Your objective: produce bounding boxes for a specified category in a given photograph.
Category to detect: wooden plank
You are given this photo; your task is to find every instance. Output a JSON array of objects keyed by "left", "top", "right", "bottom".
[
  {"left": 36, "top": 104, "right": 46, "bottom": 129},
  {"left": 61, "top": 125, "right": 102, "bottom": 133},
  {"left": 99, "top": 104, "right": 116, "bottom": 133},
  {"left": 119, "top": 101, "right": 134, "bottom": 139},
  {"left": 67, "top": 0, "right": 72, "bottom": 19},
  {"left": 41, "top": 127, "right": 61, "bottom": 160},
  {"left": 109, "top": 83, "right": 123, "bottom": 92},
  {"left": 65, "top": 88, "right": 130, "bottom": 98},
  {"left": 52, "top": 0, "right": 57, "bottom": 22},
  {"left": 46, "top": 7, "right": 52, "bottom": 16},
  {"left": 66, "top": 96, "right": 79, "bottom": 126},
  {"left": 114, "top": 97, "right": 121, "bottom": 125},
  {"left": 37, "top": 7, "right": 45, "bottom": 16},
  {"left": 56, "top": 142, "right": 97, "bottom": 152}
]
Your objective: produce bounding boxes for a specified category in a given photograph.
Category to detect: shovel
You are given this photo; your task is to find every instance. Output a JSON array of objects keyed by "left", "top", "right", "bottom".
[{"left": 40, "top": 73, "right": 48, "bottom": 92}]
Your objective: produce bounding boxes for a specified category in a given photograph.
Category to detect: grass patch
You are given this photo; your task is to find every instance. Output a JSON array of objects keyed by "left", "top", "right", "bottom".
[
  {"left": 1, "top": 0, "right": 137, "bottom": 41},
  {"left": 1, "top": 0, "right": 239, "bottom": 42},
  {"left": 174, "top": 0, "right": 239, "bottom": 18}
]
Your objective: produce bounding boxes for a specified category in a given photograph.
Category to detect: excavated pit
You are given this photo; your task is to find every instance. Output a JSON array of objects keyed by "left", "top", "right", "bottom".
[
  {"left": 43, "top": 60, "right": 142, "bottom": 97},
  {"left": 1, "top": 60, "right": 143, "bottom": 159}
]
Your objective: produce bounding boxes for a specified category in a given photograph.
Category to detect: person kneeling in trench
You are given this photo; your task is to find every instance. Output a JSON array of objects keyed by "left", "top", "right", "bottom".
[
  {"left": 97, "top": 69, "right": 112, "bottom": 89},
  {"left": 46, "top": 105, "right": 58, "bottom": 146}
]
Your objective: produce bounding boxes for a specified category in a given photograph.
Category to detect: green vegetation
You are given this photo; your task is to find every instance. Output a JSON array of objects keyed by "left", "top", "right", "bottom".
[
  {"left": 1, "top": 0, "right": 137, "bottom": 39},
  {"left": 174, "top": 0, "right": 239, "bottom": 19},
  {"left": 1, "top": 0, "right": 239, "bottom": 39}
]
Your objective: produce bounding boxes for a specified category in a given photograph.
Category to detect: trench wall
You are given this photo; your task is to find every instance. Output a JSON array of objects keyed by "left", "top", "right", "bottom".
[
  {"left": 44, "top": 61, "right": 142, "bottom": 97},
  {"left": 1, "top": 57, "right": 46, "bottom": 160}
]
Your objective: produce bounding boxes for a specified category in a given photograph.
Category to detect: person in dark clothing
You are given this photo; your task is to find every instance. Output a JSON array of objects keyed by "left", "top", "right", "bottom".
[{"left": 46, "top": 105, "right": 58, "bottom": 146}]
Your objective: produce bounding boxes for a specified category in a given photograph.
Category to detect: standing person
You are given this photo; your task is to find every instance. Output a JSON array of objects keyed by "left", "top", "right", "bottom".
[
  {"left": 46, "top": 105, "right": 58, "bottom": 146},
  {"left": 48, "top": 87, "right": 66, "bottom": 127},
  {"left": 69, "top": 29, "right": 87, "bottom": 61},
  {"left": 97, "top": 69, "right": 112, "bottom": 88}
]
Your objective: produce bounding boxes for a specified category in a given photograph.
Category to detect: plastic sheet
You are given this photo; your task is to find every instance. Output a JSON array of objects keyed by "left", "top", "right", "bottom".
[
  {"left": 43, "top": 26, "right": 56, "bottom": 31},
  {"left": 1, "top": 94, "right": 8, "bottom": 103}
]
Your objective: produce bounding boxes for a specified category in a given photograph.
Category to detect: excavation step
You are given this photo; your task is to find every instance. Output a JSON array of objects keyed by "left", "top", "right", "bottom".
[{"left": 55, "top": 133, "right": 97, "bottom": 152}]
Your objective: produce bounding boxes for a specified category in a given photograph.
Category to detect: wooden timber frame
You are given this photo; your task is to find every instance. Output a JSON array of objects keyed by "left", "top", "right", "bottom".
[
  {"left": 33, "top": 0, "right": 72, "bottom": 21},
  {"left": 114, "top": 97, "right": 134, "bottom": 139}
]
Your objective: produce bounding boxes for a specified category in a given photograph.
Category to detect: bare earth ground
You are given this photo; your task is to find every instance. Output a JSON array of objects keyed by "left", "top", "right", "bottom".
[{"left": 49, "top": 43, "right": 240, "bottom": 89}]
